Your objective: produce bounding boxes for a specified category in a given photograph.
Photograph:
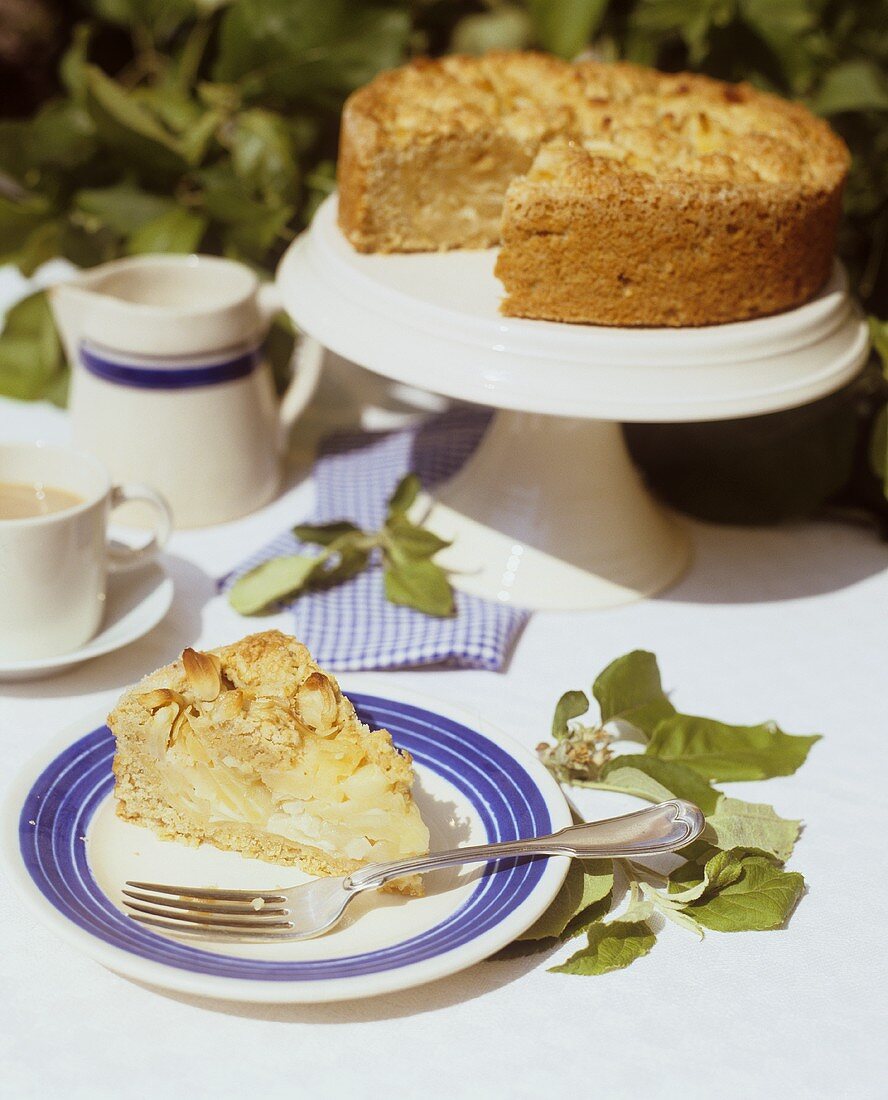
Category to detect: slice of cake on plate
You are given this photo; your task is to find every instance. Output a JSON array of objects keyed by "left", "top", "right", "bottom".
[{"left": 109, "top": 631, "right": 430, "bottom": 894}]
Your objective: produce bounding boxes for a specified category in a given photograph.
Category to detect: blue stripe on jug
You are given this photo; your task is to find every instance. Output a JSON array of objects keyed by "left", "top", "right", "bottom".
[{"left": 80, "top": 344, "right": 259, "bottom": 390}]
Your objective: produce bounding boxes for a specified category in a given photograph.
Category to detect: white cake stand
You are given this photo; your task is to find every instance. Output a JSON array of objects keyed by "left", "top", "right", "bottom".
[{"left": 276, "top": 196, "right": 869, "bottom": 610}]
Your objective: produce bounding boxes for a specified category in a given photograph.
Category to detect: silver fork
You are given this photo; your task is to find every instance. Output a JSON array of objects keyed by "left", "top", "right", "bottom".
[{"left": 122, "top": 799, "right": 704, "bottom": 943}]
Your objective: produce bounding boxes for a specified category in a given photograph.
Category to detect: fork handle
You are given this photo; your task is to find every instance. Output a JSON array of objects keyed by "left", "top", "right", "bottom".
[{"left": 346, "top": 799, "right": 705, "bottom": 892}]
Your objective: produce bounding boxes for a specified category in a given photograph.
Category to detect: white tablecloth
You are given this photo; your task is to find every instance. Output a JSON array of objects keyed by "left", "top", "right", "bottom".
[{"left": 2, "top": 358, "right": 886, "bottom": 1100}]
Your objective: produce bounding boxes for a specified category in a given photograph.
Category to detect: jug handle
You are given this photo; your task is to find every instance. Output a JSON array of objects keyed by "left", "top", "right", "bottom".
[
  {"left": 257, "top": 282, "right": 323, "bottom": 434},
  {"left": 280, "top": 333, "right": 323, "bottom": 433}
]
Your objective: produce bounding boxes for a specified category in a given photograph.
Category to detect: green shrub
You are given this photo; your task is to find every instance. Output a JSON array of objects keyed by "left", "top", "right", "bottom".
[{"left": 1, "top": 1, "right": 886, "bottom": 522}]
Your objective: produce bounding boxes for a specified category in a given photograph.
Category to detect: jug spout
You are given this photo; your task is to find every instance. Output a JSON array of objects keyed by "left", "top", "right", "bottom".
[
  {"left": 48, "top": 272, "right": 107, "bottom": 366},
  {"left": 48, "top": 254, "right": 270, "bottom": 360}
]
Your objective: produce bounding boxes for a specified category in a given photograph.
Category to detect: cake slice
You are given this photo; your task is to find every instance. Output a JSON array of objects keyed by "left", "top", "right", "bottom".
[{"left": 109, "top": 631, "right": 430, "bottom": 894}]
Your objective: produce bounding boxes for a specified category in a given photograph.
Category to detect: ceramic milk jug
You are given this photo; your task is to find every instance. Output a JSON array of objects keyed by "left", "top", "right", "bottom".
[{"left": 50, "top": 254, "right": 321, "bottom": 528}]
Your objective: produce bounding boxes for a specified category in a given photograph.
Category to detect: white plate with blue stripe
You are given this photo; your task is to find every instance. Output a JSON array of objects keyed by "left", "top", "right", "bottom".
[{"left": 2, "top": 684, "right": 571, "bottom": 1003}]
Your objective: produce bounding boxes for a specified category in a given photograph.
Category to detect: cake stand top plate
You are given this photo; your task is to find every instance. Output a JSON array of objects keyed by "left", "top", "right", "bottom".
[{"left": 277, "top": 195, "right": 869, "bottom": 423}]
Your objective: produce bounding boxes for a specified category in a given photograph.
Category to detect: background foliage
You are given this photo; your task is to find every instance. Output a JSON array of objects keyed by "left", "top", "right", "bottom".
[{"left": 1, "top": 0, "right": 887, "bottom": 524}]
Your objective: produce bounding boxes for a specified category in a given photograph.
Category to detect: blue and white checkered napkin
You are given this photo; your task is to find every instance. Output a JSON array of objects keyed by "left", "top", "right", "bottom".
[{"left": 222, "top": 408, "right": 530, "bottom": 671}]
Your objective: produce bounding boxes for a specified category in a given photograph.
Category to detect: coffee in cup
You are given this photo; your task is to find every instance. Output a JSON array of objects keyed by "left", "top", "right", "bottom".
[{"left": 0, "top": 443, "right": 172, "bottom": 661}]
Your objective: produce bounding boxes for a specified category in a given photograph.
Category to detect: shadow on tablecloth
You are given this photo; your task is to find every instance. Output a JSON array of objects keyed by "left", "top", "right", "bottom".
[
  {"left": 126, "top": 944, "right": 554, "bottom": 1023},
  {"left": 659, "top": 518, "right": 887, "bottom": 605}
]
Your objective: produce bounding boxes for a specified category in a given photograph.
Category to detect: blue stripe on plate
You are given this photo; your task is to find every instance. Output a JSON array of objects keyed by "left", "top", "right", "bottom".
[
  {"left": 18, "top": 694, "right": 551, "bottom": 982},
  {"left": 80, "top": 345, "right": 259, "bottom": 390}
]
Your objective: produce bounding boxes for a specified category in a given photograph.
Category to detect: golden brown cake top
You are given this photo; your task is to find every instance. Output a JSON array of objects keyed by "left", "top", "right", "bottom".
[
  {"left": 110, "top": 630, "right": 415, "bottom": 790},
  {"left": 345, "top": 51, "right": 849, "bottom": 192}
]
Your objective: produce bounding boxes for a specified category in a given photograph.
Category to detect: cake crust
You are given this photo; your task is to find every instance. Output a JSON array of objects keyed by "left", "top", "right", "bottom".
[{"left": 337, "top": 52, "right": 849, "bottom": 326}]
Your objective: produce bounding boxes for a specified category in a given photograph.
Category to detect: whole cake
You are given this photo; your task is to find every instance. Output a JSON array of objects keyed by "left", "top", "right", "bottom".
[
  {"left": 110, "top": 631, "right": 430, "bottom": 894},
  {"left": 337, "top": 52, "right": 850, "bottom": 326}
]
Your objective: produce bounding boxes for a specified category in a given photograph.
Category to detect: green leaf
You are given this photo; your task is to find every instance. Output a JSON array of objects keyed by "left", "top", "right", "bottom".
[
  {"left": 870, "top": 318, "right": 888, "bottom": 371},
  {"left": 86, "top": 0, "right": 195, "bottom": 38},
  {"left": 592, "top": 650, "right": 676, "bottom": 739},
  {"left": 551, "top": 690, "right": 590, "bottom": 741},
  {"left": 386, "top": 515, "right": 451, "bottom": 561},
  {"left": 526, "top": 0, "right": 608, "bottom": 59},
  {"left": 304, "top": 159, "right": 337, "bottom": 222},
  {"left": 84, "top": 65, "right": 188, "bottom": 175},
  {"left": 0, "top": 195, "right": 52, "bottom": 257},
  {"left": 266, "top": 312, "right": 296, "bottom": 395},
  {"left": 3, "top": 291, "right": 62, "bottom": 381},
  {"left": 550, "top": 919, "right": 656, "bottom": 976},
  {"left": 383, "top": 557, "right": 455, "bottom": 617},
  {"left": 0, "top": 338, "right": 52, "bottom": 400},
  {"left": 60, "top": 23, "right": 91, "bottom": 101},
  {"left": 127, "top": 208, "right": 208, "bottom": 254},
  {"left": 74, "top": 184, "right": 176, "bottom": 236},
  {"left": 452, "top": 7, "right": 534, "bottom": 55},
  {"left": 658, "top": 905, "right": 706, "bottom": 938},
  {"left": 0, "top": 292, "right": 66, "bottom": 403},
  {"left": 519, "top": 859, "right": 614, "bottom": 941},
  {"left": 632, "top": 0, "right": 733, "bottom": 64},
  {"left": 222, "top": 206, "right": 293, "bottom": 262},
  {"left": 618, "top": 881, "right": 656, "bottom": 924},
  {"left": 738, "top": 0, "right": 823, "bottom": 91},
  {"left": 387, "top": 473, "right": 421, "bottom": 519},
  {"left": 0, "top": 119, "right": 31, "bottom": 184},
  {"left": 294, "top": 521, "right": 363, "bottom": 546},
  {"left": 223, "top": 109, "right": 299, "bottom": 203},
  {"left": 560, "top": 882, "right": 614, "bottom": 941},
  {"left": 812, "top": 60, "right": 888, "bottom": 115},
  {"left": 667, "top": 849, "right": 744, "bottom": 902},
  {"left": 196, "top": 164, "right": 294, "bottom": 260},
  {"left": 689, "top": 856, "right": 805, "bottom": 932},
  {"left": 706, "top": 796, "right": 801, "bottom": 862},
  {"left": 12, "top": 223, "right": 63, "bottom": 278},
  {"left": 704, "top": 849, "right": 747, "bottom": 892},
  {"left": 601, "top": 755, "right": 720, "bottom": 815},
  {"left": 309, "top": 536, "right": 370, "bottom": 587},
  {"left": 178, "top": 109, "right": 223, "bottom": 166},
  {"left": 646, "top": 714, "right": 821, "bottom": 780},
  {"left": 24, "top": 101, "right": 97, "bottom": 172},
  {"left": 172, "top": 18, "right": 214, "bottom": 93},
  {"left": 517, "top": 861, "right": 587, "bottom": 943},
  {"left": 228, "top": 554, "right": 320, "bottom": 614},
  {"left": 214, "top": 0, "right": 410, "bottom": 103},
  {"left": 598, "top": 765, "right": 675, "bottom": 804},
  {"left": 3, "top": 291, "right": 53, "bottom": 339}
]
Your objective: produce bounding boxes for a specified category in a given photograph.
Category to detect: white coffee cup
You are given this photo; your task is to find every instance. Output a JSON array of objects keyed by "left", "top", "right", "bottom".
[{"left": 0, "top": 443, "right": 172, "bottom": 661}]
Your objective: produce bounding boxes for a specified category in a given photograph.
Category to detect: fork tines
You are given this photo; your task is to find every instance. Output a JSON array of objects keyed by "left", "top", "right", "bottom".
[{"left": 122, "top": 880, "right": 294, "bottom": 939}]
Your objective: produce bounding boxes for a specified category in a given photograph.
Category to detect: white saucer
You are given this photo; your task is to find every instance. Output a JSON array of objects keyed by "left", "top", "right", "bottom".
[{"left": 0, "top": 564, "right": 173, "bottom": 681}]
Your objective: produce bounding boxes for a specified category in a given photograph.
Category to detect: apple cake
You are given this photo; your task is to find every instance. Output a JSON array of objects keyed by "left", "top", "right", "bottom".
[
  {"left": 109, "top": 631, "right": 430, "bottom": 895},
  {"left": 337, "top": 52, "right": 850, "bottom": 326}
]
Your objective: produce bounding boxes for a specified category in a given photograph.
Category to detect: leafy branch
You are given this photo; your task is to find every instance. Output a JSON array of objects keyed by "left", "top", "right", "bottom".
[
  {"left": 494, "top": 650, "right": 816, "bottom": 974},
  {"left": 228, "top": 473, "right": 456, "bottom": 617},
  {"left": 1, "top": 0, "right": 887, "bottom": 525}
]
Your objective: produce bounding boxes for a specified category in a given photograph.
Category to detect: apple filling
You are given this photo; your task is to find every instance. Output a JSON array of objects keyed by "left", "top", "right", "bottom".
[{"left": 138, "top": 653, "right": 429, "bottom": 869}]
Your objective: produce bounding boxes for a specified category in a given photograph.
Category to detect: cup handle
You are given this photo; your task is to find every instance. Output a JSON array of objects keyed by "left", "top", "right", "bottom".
[{"left": 107, "top": 483, "right": 173, "bottom": 572}]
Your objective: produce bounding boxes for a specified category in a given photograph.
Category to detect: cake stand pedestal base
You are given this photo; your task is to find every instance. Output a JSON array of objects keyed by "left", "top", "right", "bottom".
[{"left": 418, "top": 411, "right": 688, "bottom": 610}]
